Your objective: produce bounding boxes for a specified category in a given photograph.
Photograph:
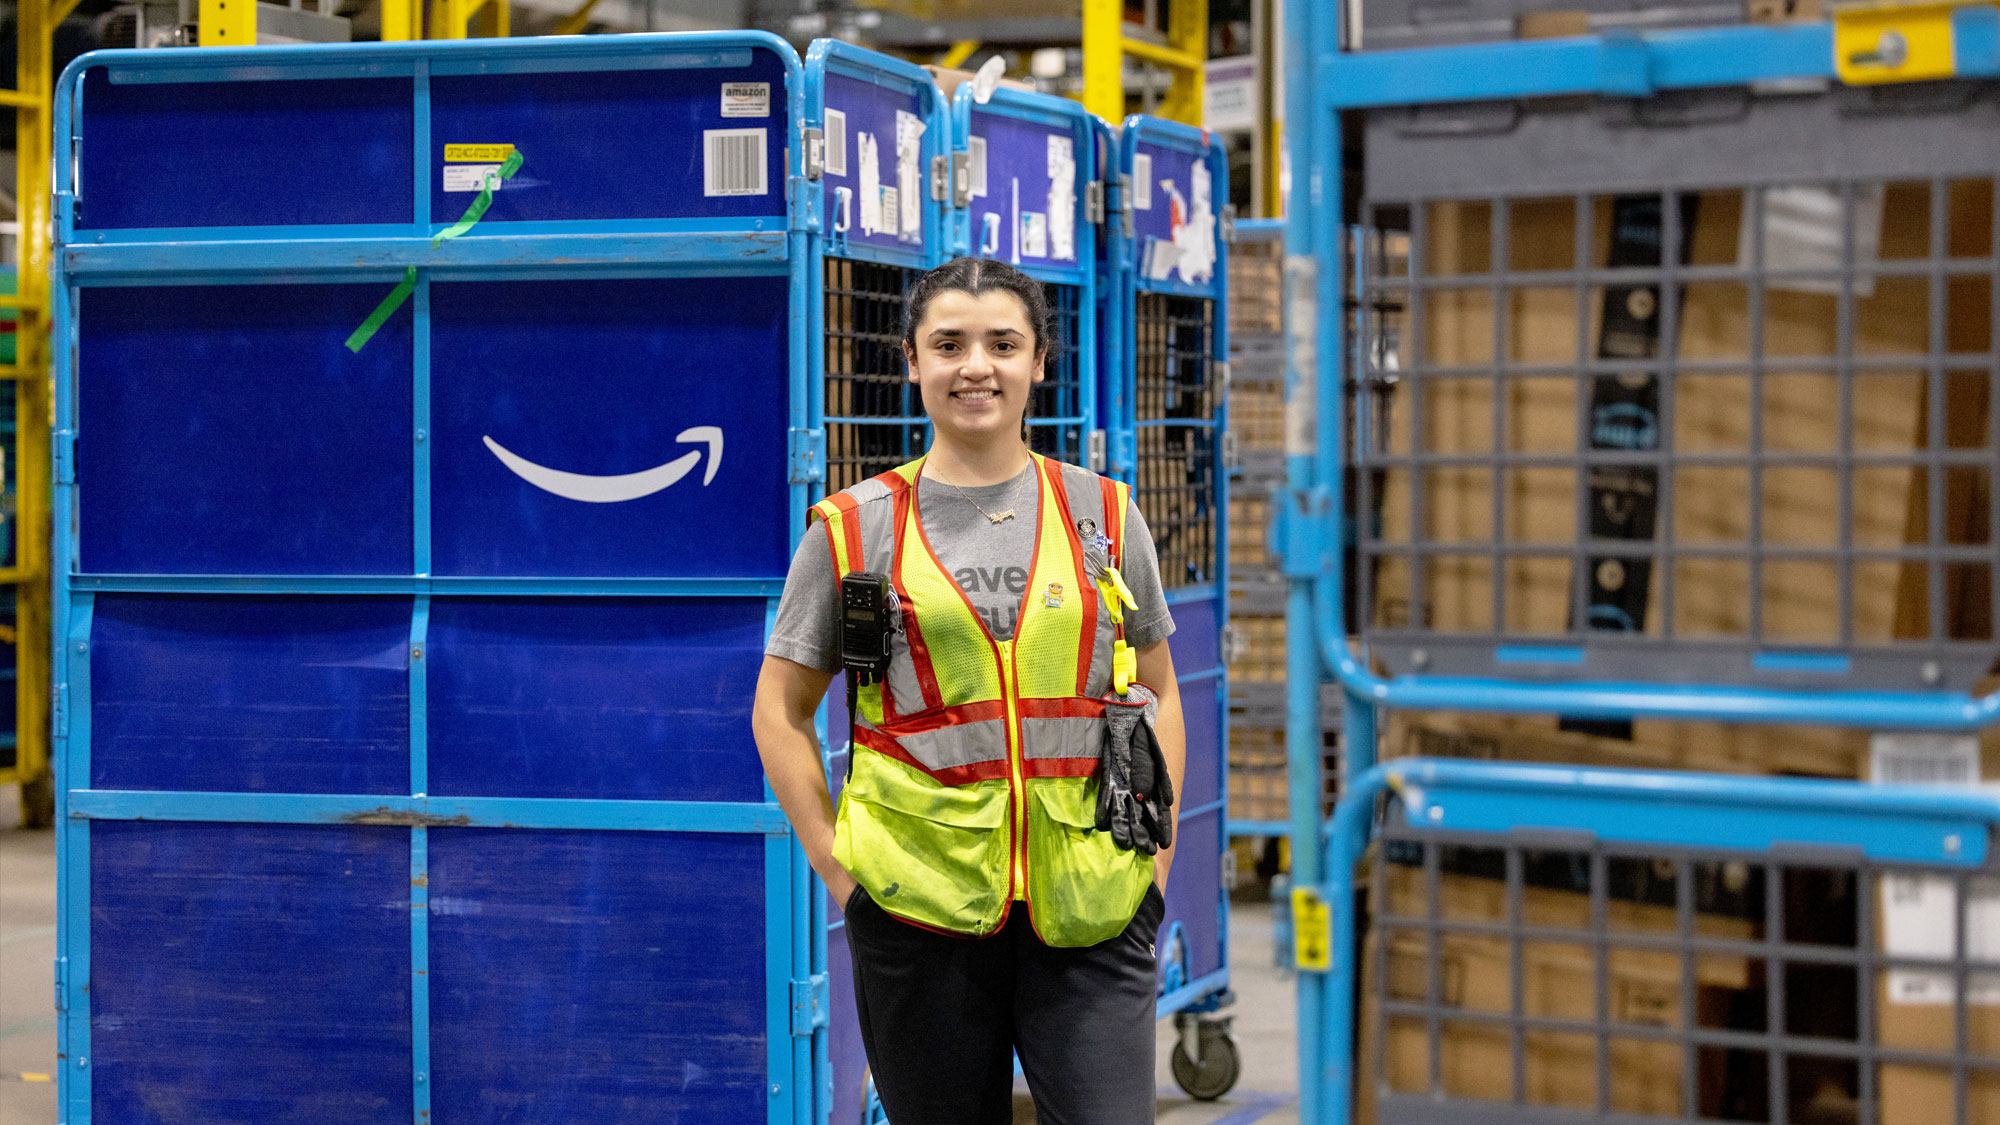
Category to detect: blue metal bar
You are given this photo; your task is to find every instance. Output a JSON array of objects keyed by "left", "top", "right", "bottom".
[
  {"left": 1316, "top": 23, "right": 1839, "bottom": 111},
  {"left": 409, "top": 825, "right": 432, "bottom": 1124},
  {"left": 68, "top": 575, "right": 789, "bottom": 596},
  {"left": 66, "top": 790, "right": 797, "bottom": 833},
  {"left": 62, "top": 230, "right": 793, "bottom": 279},
  {"left": 1228, "top": 819, "right": 1293, "bottom": 837},
  {"left": 764, "top": 835, "right": 794, "bottom": 1125},
  {"left": 58, "top": 597, "right": 94, "bottom": 1122},
  {"left": 65, "top": 30, "right": 789, "bottom": 86},
  {"left": 1155, "top": 967, "right": 1231, "bottom": 1021}
]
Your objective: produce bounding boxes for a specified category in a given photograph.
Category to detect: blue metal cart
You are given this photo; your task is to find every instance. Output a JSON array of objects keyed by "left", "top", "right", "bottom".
[
  {"left": 1280, "top": 5, "right": 2000, "bottom": 1123},
  {"left": 1114, "top": 113, "right": 1241, "bottom": 1098},
  {"left": 52, "top": 32, "right": 825, "bottom": 1124}
]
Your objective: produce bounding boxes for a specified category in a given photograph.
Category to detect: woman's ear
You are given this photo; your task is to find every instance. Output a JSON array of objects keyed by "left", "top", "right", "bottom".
[
  {"left": 904, "top": 341, "right": 919, "bottom": 384},
  {"left": 1033, "top": 348, "right": 1048, "bottom": 383}
]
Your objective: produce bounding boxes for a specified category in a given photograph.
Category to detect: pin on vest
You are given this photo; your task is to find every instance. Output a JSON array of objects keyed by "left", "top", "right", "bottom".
[{"left": 1044, "top": 582, "right": 1064, "bottom": 609}]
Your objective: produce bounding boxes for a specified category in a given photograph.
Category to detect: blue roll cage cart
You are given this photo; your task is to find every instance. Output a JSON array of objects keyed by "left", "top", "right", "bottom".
[
  {"left": 1113, "top": 112, "right": 1242, "bottom": 1098},
  {"left": 1280, "top": 5, "right": 2000, "bottom": 1124},
  {"left": 53, "top": 31, "right": 827, "bottom": 1125}
]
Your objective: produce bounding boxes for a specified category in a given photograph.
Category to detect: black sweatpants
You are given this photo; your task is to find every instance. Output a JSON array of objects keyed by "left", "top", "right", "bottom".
[{"left": 844, "top": 883, "right": 1166, "bottom": 1125}]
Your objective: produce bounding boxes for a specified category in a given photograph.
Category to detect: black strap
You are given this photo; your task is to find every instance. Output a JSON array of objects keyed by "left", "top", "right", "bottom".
[{"left": 845, "top": 672, "right": 859, "bottom": 782}]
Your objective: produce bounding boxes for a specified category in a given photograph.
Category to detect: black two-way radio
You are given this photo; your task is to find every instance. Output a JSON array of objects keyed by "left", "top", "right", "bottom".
[
  {"left": 839, "top": 571, "right": 893, "bottom": 684},
  {"left": 839, "top": 572, "right": 892, "bottom": 781}
]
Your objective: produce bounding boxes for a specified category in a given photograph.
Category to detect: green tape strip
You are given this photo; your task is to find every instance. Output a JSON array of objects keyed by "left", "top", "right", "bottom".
[
  {"left": 347, "top": 150, "right": 525, "bottom": 353},
  {"left": 432, "top": 150, "right": 524, "bottom": 248},
  {"left": 345, "top": 267, "right": 417, "bottom": 354}
]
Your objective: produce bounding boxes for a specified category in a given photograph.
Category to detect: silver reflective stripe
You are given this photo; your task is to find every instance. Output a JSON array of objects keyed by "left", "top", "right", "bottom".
[
  {"left": 1021, "top": 716, "right": 1102, "bottom": 763},
  {"left": 1056, "top": 463, "right": 1118, "bottom": 700},
  {"left": 859, "top": 716, "right": 1011, "bottom": 773}
]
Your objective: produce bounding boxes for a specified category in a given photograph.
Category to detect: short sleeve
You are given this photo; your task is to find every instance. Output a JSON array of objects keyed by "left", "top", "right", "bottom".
[
  {"left": 1116, "top": 498, "right": 1176, "bottom": 648},
  {"left": 766, "top": 523, "right": 842, "bottom": 674}
]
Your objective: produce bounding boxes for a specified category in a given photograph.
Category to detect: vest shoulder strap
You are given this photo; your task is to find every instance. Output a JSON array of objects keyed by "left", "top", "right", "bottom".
[{"left": 807, "top": 462, "right": 919, "bottom": 577}]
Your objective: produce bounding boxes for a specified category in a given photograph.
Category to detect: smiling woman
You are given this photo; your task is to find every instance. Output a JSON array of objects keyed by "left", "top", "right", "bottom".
[{"left": 752, "top": 257, "right": 1189, "bottom": 1123}]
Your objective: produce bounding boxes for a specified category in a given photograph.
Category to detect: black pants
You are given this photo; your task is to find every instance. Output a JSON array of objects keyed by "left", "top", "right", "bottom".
[{"left": 844, "top": 883, "right": 1166, "bottom": 1125}]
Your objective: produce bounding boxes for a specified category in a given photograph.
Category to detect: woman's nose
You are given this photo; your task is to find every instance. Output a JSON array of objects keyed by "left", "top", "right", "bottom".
[{"left": 962, "top": 345, "right": 996, "bottom": 376}]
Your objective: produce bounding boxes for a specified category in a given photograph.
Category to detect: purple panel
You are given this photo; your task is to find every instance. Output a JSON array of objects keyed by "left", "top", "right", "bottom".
[
  {"left": 1160, "top": 806, "right": 1224, "bottom": 985},
  {"left": 1130, "top": 139, "right": 1222, "bottom": 293},
  {"left": 821, "top": 71, "right": 933, "bottom": 256},
  {"left": 967, "top": 108, "right": 1086, "bottom": 270}
]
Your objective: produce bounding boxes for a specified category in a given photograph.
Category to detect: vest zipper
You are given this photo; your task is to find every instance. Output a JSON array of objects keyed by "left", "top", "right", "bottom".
[{"left": 998, "top": 638, "right": 1028, "bottom": 903}]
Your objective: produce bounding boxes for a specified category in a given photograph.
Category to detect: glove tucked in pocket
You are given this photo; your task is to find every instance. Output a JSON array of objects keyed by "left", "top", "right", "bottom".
[{"left": 1094, "top": 682, "right": 1175, "bottom": 854}]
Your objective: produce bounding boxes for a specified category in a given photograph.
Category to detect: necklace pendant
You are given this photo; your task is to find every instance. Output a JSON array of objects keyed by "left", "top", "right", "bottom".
[{"left": 988, "top": 509, "right": 1015, "bottom": 525}]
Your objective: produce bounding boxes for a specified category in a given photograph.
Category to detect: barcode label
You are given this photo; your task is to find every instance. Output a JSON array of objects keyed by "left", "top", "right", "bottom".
[
  {"left": 1871, "top": 732, "right": 1978, "bottom": 788},
  {"left": 703, "top": 128, "right": 768, "bottom": 197},
  {"left": 824, "top": 108, "right": 848, "bottom": 177},
  {"left": 968, "top": 135, "right": 987, "bottom": 199},
  {"left": 1132, "top": 153, "right": 1153, "bottom": 210}
]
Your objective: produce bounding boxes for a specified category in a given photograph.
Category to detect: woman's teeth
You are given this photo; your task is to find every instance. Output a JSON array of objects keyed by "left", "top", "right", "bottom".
[{"left": 953, "top": 390, "right": 997, "bottom": 401}]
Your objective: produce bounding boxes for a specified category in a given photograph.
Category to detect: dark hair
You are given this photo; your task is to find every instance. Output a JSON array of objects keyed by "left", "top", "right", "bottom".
[{"left": 901, "top": 257, "right": 1057, "bottom": 357}]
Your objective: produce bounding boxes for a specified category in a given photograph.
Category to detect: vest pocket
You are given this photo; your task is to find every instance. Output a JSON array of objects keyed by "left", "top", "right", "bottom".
[
  {"left": 1024, "top": 776, "right": 1153, "bottom": 948},
  {"left": 833, "top": 751, "right": 1011, "bottom": 936}
]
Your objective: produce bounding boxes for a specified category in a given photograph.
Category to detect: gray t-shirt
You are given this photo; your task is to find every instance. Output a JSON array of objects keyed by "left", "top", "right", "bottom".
[{"left": 766, "top": 463, "right": 1175, "bottom": 674}]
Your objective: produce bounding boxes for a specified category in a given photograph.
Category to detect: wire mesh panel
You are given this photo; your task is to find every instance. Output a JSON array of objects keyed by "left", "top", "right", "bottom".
[
  {"left": 1031, "top": 281, "right": 1087, "bottom": 466},
  {"left": 1136, "top": 291, "right": 1220, "bottom": 588},
  {"left": 1362, "top": 817, "right": 2000, "bottom": 1125},
  {"left": 824, "top": 257, "right": 926, "bottom": 494},
  {"left": 1355, "top": 163, "right": 2000, "bottom": 691}
]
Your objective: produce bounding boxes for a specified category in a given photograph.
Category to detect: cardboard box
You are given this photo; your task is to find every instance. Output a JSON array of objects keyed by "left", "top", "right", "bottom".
[
  {"left": 1358, "top": 866, "right": 1755, "bottom": 1122},
  {"left": 922, "top": 64, "right": 1033, "bottom": 102}
]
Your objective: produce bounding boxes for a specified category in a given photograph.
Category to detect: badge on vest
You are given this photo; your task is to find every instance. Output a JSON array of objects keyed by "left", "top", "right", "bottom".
[{"left": 1044, "top": 582, "right": 1064, "bottom": 609}]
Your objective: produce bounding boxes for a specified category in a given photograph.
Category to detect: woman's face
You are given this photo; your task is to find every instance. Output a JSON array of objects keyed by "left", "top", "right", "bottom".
[{"left": 904, "top": 288, "right": 1046, "bottom": 451}]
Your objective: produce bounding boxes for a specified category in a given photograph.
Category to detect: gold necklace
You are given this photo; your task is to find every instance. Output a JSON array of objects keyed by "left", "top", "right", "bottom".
[{"left": 931, "top": 463, "right": 1031, "bottom": 525}]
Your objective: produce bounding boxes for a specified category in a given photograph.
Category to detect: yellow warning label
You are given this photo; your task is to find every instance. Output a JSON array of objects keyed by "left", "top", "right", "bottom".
[
  {"left": 1833, "top": 1, "right": 1962, "bottom": 85},
  {"left": 444, "top": 144, "right": 516, "bottom": 162},
  {"left": 1292, "top": 884, "right": 1332, "bottom": 972}
]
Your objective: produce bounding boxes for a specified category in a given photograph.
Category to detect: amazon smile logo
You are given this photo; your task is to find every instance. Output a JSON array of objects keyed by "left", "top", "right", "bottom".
[{"left": 483, "top": 426, "right": 723, "bottom": 503}]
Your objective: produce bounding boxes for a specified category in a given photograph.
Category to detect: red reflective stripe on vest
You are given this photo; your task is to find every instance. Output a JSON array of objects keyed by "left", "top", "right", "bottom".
[
  {"left": 826, "top": 491, "right": 863, "bottom": 576},
  {"left": 1022, "top": 757, "right": 1101, "bottom": 780},
  {"left": 1014, "top": 696, "right": 1105, "bottom": 720}
]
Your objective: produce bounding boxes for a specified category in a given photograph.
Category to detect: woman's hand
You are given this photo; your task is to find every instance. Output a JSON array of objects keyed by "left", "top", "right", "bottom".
[{"left": 826, "top": 866, "right": 860, "bottom": 912}]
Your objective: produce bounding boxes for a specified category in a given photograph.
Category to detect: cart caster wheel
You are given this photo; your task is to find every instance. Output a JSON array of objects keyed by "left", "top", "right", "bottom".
[{"left": 1170, "top": 1014, "right": 1241, "bottom": 1101}]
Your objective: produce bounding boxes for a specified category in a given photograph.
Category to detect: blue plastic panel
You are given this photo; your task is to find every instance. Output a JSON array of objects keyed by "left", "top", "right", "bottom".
[
  {"left": 967, "top": 107, "right": 1086, "bottom": 271},
  {"left": 76, "top": 283, "right": 415, "bottom": 575},
  {"left": 425, "top": 598, "right": 767, "bottom": 802},
  {"left": 428, "top": 52, "right": 789, "bottom": 225},
  {"left": 1179, "top": 676, "right": 1222, "bottom": 815},
  {"left": 427, "top": 829, "right": 768, "bottom": 1123},
  {"left": 819, "top": 70, "right": 931, "bottom": 256},
  {"left": 75, "top": 69, "right": 414, "bottom": 231},
  {"left": 90, "top": 595, "right": 411, "bottom": 794},
  {"left": 826, "top": 913, "right": 867, "bottom": 1125},
  {"left": 1129, "top": 138, "right": 1221, "bottom": 294},
  {"left": 1161, "top": 807, "right": 1223, "bottom": 983},
  {"left": 427, "top": 277, "right": 791, "bottom": 578},
  {"left": 89, "top": 821, "right": 412, "bottom": 1124},
  {"left": 1166, "top": 595, "right": 1221, "bottom": 675}
]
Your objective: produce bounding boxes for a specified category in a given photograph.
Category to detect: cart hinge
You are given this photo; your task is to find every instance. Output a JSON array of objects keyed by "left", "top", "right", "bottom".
[
  {"left": 803, "top": 127, "right": 825, "bottom": 181},
  {"left": 55, "top": 429, "right": 76, "bottom": 486},
  {"left": 787, "top": 175, "right": 819, "bottom": 234},
  {"left": 54, "top": 956, "right": 68, "bottom": 1012},
  {"left": 1109, "top": 428, "right": 1136, "bottom": 477},
  {"left": 790, "top": 973, "right": 829, "bottom": 1036},
  {"left": 54, "top": 682, "right": 68, "bottom": 738},
  {"left": 1221, "top": 623, "right": 1245, "bottom": 663},
  {"left": 1087, "top": 429, "right": 1108, "bottom": 473},
  {"left": 1221, "top": 203, "right": 1238, "bottom": 243},
  {"left": 1216, "top": 359, "right": 1232, "bottom": 398},
  {"left": 1221, "top": 431, "right": 1240, "bottom": 471},
  {"left": 949, "top": 152, "right": 973, "bottom": 208},
  {"left": 930, "top": 154, "right": 951, "bottom": 203},
  {"left": 1085, "top": 180, "right": 1105, "bottom": 225},
  {"left": 788, "top": 428, "right": 826, "bottom": 485},
  {"left": 1119, "top": 174, "right": 1136, "bottom": 238}
]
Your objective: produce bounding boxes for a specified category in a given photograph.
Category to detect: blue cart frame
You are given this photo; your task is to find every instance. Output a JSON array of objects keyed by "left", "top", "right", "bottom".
[{"left": 52, "top": 32, "right": 827, "bottom": 1125}]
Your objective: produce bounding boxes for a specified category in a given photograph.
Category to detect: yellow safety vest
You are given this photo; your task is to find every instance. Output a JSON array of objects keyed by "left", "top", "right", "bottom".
[{"left": 812, "top": 454, "right": 1153, "bottom": 947}]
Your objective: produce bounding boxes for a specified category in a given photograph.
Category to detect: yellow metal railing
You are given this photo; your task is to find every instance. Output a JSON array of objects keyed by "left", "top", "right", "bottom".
[
  {"left": 10, "top": 0, "right": 57, "bottom": 827},
  {"left": 1083, "top": 0, "right": 1208, "bottom": 127}
]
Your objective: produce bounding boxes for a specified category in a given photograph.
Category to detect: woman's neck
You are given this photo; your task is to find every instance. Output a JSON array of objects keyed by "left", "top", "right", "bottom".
[{"left": 924, "top": 439, "right": 1032, "bottom": 487}]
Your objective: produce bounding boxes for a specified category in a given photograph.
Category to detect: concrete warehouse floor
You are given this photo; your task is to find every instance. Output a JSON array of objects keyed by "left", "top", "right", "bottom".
[{"left": 0, "top": 786, "right": 1299, "bottom": 1125}]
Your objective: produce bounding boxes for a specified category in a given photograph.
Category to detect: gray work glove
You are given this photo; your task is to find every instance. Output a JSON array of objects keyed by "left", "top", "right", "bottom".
[{"left": 1095, "top": 683, "right": 1175, "bottom": 854}]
